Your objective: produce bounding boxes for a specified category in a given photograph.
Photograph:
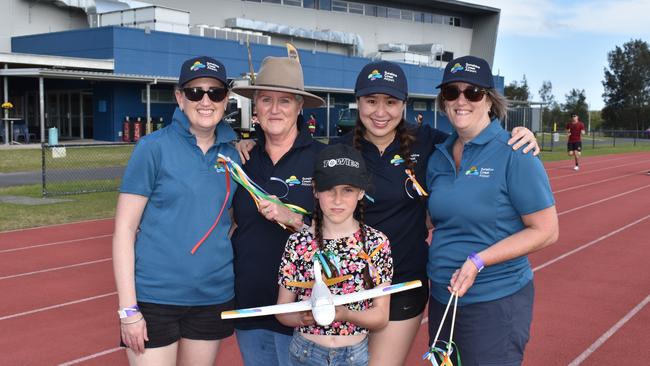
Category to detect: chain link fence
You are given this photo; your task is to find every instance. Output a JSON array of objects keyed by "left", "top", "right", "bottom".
[
  {"left": 538, "top": 130, "right": 650, "bottom": 152},
  {"left": 41, "top": 143, "right": 135, "bottom": 197}
]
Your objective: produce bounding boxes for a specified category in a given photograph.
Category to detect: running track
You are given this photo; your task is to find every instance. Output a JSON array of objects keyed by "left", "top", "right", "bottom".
[{"left": 1, "top": 152, "right": 649, "bottom": 365}]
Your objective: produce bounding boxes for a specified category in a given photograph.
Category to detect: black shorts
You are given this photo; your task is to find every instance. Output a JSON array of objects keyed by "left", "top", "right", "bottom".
[
  {"left": 119, "top": 300, "right": 235, "bottom": 349},
  {"left": 567, "top": 141, "right": 582, "bottom": 152},
  {"left": 388, "top": 278, "right": 429, "bottom": 321}
]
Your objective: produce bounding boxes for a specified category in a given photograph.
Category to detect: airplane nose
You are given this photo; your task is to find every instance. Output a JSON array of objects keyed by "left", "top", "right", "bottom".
[{"left": 313, "top": 303, "right": 336, "bottom": 326}]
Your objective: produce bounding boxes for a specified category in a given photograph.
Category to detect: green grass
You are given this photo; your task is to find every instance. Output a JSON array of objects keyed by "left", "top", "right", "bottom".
[
  {"left": 0, "top": 184, "right": 118, "bottom": 231},
  {"left": 539, "top": 144, "right": 650, "bottom": 162},
  {"left": 0, "top": 145, "right": 134, "bottom": 173}
]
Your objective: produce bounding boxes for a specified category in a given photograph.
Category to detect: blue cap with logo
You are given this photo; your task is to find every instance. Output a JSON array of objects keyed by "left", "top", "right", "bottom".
[
  {"left": 436, "top": 55, "right": 494, "bottom": 89},
  {"left": 355, "top": 61, "right": 408, "bottom": 101},
  {"left": 178, "top": 56, "right": 228, "bottom": 87}
]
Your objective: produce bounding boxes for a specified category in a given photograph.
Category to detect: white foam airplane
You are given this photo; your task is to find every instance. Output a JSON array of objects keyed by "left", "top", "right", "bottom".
[{"left": 221, "top": 260, "right": 422, "bottom": 326}]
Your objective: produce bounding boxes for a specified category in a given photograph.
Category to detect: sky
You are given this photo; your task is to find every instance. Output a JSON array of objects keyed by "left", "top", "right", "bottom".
[{"left": 471, "top": 0, "right": 650, "bottom": 110}]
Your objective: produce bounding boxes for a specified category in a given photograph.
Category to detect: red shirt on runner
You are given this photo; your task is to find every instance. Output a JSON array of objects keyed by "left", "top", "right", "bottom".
[{"left": 566, "top": 121, "right": 585, "bottom": 142}]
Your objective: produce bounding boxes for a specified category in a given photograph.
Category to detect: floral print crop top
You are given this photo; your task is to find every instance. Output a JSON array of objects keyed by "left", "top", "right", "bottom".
[{"left": 278, "top": 225, "right": 393, "bottom": 336}]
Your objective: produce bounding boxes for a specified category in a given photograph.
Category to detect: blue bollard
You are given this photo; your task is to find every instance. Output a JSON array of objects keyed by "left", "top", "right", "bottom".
[{"left": 48, "top": 127, "right": 59, "bottom": 145}]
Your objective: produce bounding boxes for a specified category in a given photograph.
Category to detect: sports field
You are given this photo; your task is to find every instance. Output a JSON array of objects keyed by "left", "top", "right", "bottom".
[{"left": 1, "top": 152, "right": 649, "bottom": 365}]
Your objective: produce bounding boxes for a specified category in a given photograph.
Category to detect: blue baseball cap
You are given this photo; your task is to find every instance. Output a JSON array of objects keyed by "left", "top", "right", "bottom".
[
  {"left": 178, "top": 56, "right": 228, "bottom": 87},
  {"left": 355, "top": 61, "right": 408, "bottom": 101},
  {"left": 436, "top": 55, "right": 494, "bottom": 89}
]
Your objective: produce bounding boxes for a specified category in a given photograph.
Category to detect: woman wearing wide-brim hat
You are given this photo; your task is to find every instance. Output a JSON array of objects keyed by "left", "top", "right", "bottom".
[{"left": 229, "top": 56, "right": 328, "bottom": 366}]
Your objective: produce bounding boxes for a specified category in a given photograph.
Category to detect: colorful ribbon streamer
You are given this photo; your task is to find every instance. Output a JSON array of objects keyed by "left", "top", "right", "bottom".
[
  {"left": 405, "top": 169, "right": 428, "bottom": 197},
  {"left": 423, "top": 292, "right": 462, "bottom": 366}
]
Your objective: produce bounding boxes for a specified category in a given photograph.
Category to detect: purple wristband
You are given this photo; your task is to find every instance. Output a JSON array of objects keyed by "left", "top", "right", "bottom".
[
  {"left": 468, "top": 252, "right": 485, "bottom": 272},
  {"left": 117, "top": 305, "right": 140, "bottom": 319}
]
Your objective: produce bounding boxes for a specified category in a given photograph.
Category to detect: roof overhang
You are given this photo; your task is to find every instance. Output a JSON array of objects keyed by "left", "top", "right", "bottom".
[
  {"left": 388, "top": 0, "right": 500, "bottom": 15},
  {"left": 0, "top": 68, "right": 177, "bottom": 84},
  {"left": 0, "top": 52, "right": 114, "bottom": 71}
]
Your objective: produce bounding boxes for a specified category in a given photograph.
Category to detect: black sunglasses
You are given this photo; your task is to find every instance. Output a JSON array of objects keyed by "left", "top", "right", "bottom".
[
  {"left": 182, "top": 87, "right": 227, "bottom": 102},
  {"left": 441, "top": 85, "right": 486, "bottom": 102}
]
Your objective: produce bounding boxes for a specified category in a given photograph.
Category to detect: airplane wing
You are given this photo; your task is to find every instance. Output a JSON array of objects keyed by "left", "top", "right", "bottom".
[
  {"left": 332, "top": 280, "right": 422, "bottom": 306},
  {"left": 221, "top": 300, "right": 312, "bottom": 320}
]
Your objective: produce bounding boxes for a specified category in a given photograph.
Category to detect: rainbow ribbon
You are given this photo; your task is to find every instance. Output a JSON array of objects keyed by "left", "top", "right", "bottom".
[
  {"left": 216, "top": 153, "right": 309, "bottom": 216},
  {"left": 423, "top": 292, "right": 462, "bottom": 366},
  {"left": 405, "top": 169, "right": 428, "bottom": 197}
]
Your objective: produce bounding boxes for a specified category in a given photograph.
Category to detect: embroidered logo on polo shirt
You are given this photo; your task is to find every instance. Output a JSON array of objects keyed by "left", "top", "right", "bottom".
[
  {"left": 301, "top": 177, "right": 313, "bottom": 187},
  {"left": 390, "top": 154, "right": 405, "bottom": 166},
  {"left": 285, "top": 175, "right": 301, "bottom": 186},
  {"left": 465, "top": 166, "right": 493, "bottom": 178},
  {"left": 409, "top": 153, "right": 420, "bottom": 164},
  {"left": 214, "top": 162, "right": 225, "bottom": 173}
]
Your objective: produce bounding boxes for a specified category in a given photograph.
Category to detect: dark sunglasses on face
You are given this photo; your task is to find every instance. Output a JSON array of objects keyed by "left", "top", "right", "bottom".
[
  {"left": 441, "top": 85, "right": 487, "bottom": 102},
  {"left": 182, "top": 87, "right": 227, "bottom": 102}
]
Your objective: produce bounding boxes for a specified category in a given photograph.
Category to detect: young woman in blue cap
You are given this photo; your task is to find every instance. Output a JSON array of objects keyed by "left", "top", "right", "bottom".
[
  {"left": 426, "top": 55, "right": 558, "bottom": 366},
  {"left": 113, "top": 55, "right": 240, "bottom": 365},
  {"left": 341, "top": 60, "right": 540, "bottom": 366}
]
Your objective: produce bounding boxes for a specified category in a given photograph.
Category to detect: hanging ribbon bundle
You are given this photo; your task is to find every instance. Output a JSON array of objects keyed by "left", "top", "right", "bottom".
[
  {"left": 423, "top": 292, "right": 462, "bottom": 366},
  {"left": 405, "top": 169, "right": 428, "bottom": 197}
]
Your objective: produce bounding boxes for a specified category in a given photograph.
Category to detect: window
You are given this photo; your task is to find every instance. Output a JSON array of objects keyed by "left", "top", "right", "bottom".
[
  {"left": 332, "top": 0, "right": 347, "bottom": 12},
  {"left": 448, "top": 17, "right": 461, "bottom": 26},
  {"left": 423, "top": 13, "right": 433, "bottom": 23},
  {"left": 261, "top": 0, "right": 281, "bottom": 3},
  {"left": 413, "top": 101, "right": 427, "bottom": 111},
  {"left": 349, "top": 2, "right": 364, "bottom": 14},
  {"left": 364, "top": 4, "right": 376, "bottom": 16},
  {"left": 302, "top": 0, "right": 316, "bottom": 8},
  {"left": 433, "top": 14, "right": 443, "bottom": 24},
  {"left": 319, "top": 0, "right": 331, "bottom": 10},
  {"left": 283, "top": 0, "right": 302, "bottom": 6},
  {"left": 401, "top": 10, "right": 413, "bottom": 21},
  {"left": 387, "top": 7, "right": 401, "bottom": 19},
  {"left": 375, "top": 6, "right": 387, "bottom": 17},
  {"left": 141, "top": 89, "right": 176, "bottom": 104}
]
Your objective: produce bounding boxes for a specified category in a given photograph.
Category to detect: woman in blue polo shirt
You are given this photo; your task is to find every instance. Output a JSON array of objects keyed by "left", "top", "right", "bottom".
[
  {"left": 113, "top": 56, "right": 240, "bottom": 365},
  {"left": 340, "top": 60, "right": 539, "bottom": 366},
  {"left": 426, "top": 56, "right": 559, "bottom": 366}
]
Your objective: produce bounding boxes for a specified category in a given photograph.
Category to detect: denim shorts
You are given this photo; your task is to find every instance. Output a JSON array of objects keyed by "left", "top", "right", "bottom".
[{"left": 289, "top": 332, "right": 369, "bottom": 366}]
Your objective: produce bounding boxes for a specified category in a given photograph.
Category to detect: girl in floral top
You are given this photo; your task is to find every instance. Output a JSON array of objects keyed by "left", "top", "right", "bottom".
[{"left": 276, "top": 144, "right": 393, "bottom": 366}]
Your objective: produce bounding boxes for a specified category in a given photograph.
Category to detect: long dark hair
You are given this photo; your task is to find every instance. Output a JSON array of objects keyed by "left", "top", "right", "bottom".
[{"left": 312, "top": 184, "right": 374, "bottom": 288}]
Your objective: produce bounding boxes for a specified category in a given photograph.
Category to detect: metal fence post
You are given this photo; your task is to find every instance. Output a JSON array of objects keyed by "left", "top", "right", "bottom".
[{"left": 41, "top": 143, "right": 47, "bottom": 197}]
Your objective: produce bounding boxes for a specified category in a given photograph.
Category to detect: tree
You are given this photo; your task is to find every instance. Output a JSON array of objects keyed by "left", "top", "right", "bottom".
[
  {"left": 563, "top": 89, "right": 588, "bottom": 123},
  {"left": 601, "top": 39, "right": 650, "bottom": 131},
  {"left": 538, "top": 81, "right": 563, "bottom": 131},
  {"left": 504, "top": 75, "right": 530, "bottom": 103}
]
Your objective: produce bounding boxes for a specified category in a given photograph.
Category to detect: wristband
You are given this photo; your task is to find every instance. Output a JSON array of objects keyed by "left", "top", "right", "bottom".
[
  {"left": 117, "top": 305, "right": 140, "bottom": 319},
  {"left": 467, "top": 252, "right": 485, "bottom": 272}
]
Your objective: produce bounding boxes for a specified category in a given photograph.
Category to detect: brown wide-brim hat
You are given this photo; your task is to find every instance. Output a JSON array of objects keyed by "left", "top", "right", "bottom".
[{"left": 232, "top": 56, "right": 325, "bottom": 108}]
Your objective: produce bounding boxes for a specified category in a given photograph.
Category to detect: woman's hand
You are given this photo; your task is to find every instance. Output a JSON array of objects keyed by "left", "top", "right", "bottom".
[
  {"left": 298, "top": 311, "right": 316, "bottom": 327},
  {"left": 334, "top": 305, "right": 350, "bottom": 323},
  {"left": 120, "top": 315, "right": 148, "bottom": 355},
  {"left": 447, "top": 259, "right": 479, "bottom": 297},
  {"left": 509, "top": 127, "right": 540, "bottom": 156},
  {"left": 258, "top": 196, "right": 303, "bottom": 231},
  {"left": 235, "top": 139, "right": 257, "bottom": 164}
]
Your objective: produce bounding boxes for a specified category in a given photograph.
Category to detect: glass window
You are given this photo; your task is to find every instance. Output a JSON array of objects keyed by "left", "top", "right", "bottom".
[
  {"left": 413, "top": 101, "right": 427, "bottom": 111},
  {"left": 319, "top": 0, "right": 331, "bottom": 10},
  {"left": 401, "top": 10, "right": 413, "bottom": 21},
  {"left": 141, "top": 89, "right": 175, "bottom": 104},
  {"left": 423, "top": 13, "right": 433, "bottom": 23},
  {"left": 376, "top": 6, "right": 387, "bottom": 17},
  {"left": 303, "top": 0, "right": 316, "bottom": 8},
  {"left": 453, "top": 17, "right": 461, "bottom": 27},
  {"left": 283, "top": 0, "right": 302, "bottom": 6},
  {"left": 387, "top": 7, "right": 401, "bottom": 19},
  {"left": 332, "top": 0, "right": 347, "bottom": 12},
  {"left": 349, "top": 2, "right": 364, "bottom": 14},
  {"left": 433, "top": 14, "right": 443, "bottom": 24},
  {"left": 413, "top": 11, "right": 423, "bottom": 22},
  {"left": 364, "top": 4, "right": 376, "bottom": 16},
  {"left": 261, "top": 0, "right": 281, "bottom": 3}
]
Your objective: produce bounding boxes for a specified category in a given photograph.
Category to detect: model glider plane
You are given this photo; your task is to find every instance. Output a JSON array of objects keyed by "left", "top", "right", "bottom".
[{"left": 221, "top": 261, "right": 422, "bottom": 326}]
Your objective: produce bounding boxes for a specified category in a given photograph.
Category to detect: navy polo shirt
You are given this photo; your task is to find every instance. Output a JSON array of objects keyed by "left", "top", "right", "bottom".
[
  {"left": 339, "top": 125, "right": 448, "bottom": 283},
  {"left": 232, "top": 119, "right": 326, "bottom": 335},
  {"left": 426, "top": 120, "right": 554, "bottom": 306},
  {"left": 120, "top": 107, "right": 240, "bottom": 305}
]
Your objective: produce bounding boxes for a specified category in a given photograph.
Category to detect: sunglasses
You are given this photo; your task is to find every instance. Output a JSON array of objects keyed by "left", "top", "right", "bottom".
[
  {"left": 182, "top": 87, "right": 227, "bottom": 102},
  {"left": 441, "top": 85, "right": 486, "bottom": 102}
]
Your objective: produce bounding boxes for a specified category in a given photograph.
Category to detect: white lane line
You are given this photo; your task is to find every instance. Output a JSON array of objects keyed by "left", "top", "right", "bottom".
[
  {"left": 58, "top": 347, "right": 123, "bottom": 366},
  {"left": 0, "top": 234, "right": 112, "bottom": 254},
  {"left": 568, "top": 294, "right": 650, "bottom": 366},
  {"left": 0, "top": 292, "right": 116, "bottom": 321},
  {"left": 558, "top": 185, "right": 650, "bottom": 216},
  {"left": 550, "top": 160, "right": 650, "bottom": 180},
  {"left": 0, "top": 218, "right": 112, "bottom": 234},
  {"left": 533, "top": 214, "right": 650, "bottom": 272},
  {"left": 0, "top": 258, "right": 111, "bottom": 280},
  {"left": 421, "top": 213, "right": 650, "bottom": 326},
  {"left": 553, "top": 170, "right": 649, "bottom": 194}
]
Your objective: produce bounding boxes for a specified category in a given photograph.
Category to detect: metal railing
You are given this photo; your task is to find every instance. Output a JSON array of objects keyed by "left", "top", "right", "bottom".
[{"left": 538, "top": 130, "right": 650, "bottom": 152}]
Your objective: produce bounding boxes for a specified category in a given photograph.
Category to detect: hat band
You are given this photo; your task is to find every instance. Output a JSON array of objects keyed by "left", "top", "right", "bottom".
[{"left": 254, "top": 83, "right": 306, "bottom": 92}]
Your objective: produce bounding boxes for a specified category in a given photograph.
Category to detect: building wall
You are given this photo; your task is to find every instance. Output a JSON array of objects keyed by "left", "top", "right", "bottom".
[
  {"left": 147, "top": 0, "right": 475, "bottom": 59},
  {"left": 0, "top": 0, "right": 88, "bottom": 52}
]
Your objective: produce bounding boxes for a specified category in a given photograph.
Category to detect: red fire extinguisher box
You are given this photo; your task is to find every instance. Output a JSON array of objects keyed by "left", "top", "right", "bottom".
[
  {"left": 122, "top": 116, "right": 131, "bottom": 142},
  {"left": 133, "top": 117, "right": 143, "bottom": 142}
]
